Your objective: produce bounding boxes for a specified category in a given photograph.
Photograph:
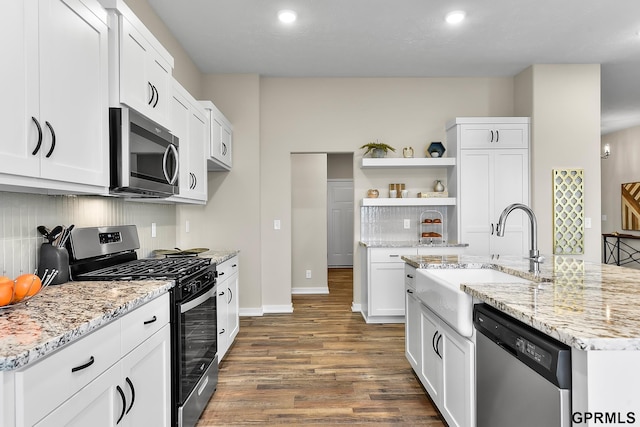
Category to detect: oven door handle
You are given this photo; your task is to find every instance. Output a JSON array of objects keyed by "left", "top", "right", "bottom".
[{"left": 181, "top": 287, "right": 216, "bottom": 313}]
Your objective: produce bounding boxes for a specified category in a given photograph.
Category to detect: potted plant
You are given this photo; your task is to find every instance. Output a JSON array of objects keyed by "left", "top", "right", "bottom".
[{"left": 360, "top": 141, "right": 396, "bottom": 158}]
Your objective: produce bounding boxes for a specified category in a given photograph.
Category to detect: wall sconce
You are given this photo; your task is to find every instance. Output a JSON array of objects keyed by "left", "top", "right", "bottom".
[{"left": 601, "top": 143, "right": 611, "bottom": 159}]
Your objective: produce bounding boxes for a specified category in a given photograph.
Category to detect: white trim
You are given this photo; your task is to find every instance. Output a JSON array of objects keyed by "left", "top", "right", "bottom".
[
  {"left": 262, "top": 304, "right": 294, "bottom": 314},
  {"left": 351, "top": 302, "right": 362, "bottom": 312},
  {"left": 292, "top": 286, "right": 330, "bottom": 295},
  {"left": 239, "top": 307, "right": 264, "bottom": 317}
]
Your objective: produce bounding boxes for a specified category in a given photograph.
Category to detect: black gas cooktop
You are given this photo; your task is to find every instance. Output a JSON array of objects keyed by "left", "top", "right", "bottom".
[{"left": 75, "top": 256, "right": 211, "bottom": 281}]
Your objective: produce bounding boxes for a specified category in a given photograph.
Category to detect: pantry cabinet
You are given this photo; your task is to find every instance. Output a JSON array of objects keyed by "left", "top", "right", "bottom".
[
  {"left": 168, "top": 79, "right": 208, "bottom": 204},
  {"left": 201, "top": 101, "right": 233, "bottom": 171},
  {"left": 0, "top": 0, "right": 109, "bottom": 194},
  {"left": 217, "top": 255, "right": 240, "bottom": 362},
  {"left": 12, "top": 293, "right": 170, "bottom": 427},
  {"left": 100, "top": 0, "right": 174, "bottom": 129},
  {"left": 448, "top": 117, "right": 530, "bottom": 257}
]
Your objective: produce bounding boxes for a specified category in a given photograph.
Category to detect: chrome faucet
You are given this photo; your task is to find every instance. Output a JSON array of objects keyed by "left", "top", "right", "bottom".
[{"left": 496, "top": 203, "right": 544, "bottom": 274}]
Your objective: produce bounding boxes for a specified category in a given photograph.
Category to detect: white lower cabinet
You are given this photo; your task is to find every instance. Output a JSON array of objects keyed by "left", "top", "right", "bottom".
[
  {"left": 13, "top": 293, "right": 170, "bottom": 427},
  {"left": 404, "top": 266, "right": 421, "bottom": 371},
  {"left": 217, "top": 255, "right": 240, "bottom": 362},
  {"left": 406, "top": 289, "right": 475, "bottom": 427}
]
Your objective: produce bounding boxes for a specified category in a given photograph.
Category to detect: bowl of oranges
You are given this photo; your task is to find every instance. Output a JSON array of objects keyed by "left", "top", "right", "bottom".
[{"left": 0, "top": 272, "right": 48, "bottom": 308}]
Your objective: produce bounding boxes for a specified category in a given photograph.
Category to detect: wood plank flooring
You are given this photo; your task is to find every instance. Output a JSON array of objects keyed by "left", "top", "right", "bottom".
[{"left": 197, "top": 268, "right": 445, "bottom": 426}]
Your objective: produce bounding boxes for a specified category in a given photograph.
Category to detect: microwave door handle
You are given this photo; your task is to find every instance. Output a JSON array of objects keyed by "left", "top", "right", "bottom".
[
  {"left": 169, "top": 144, "right": 179, "bottom": 184},
  {"left": 162, "top": 143, "right": 179, "bottom": 185},
  {"left": 181, "top": 287, "right": 216, "bottom": 313}
]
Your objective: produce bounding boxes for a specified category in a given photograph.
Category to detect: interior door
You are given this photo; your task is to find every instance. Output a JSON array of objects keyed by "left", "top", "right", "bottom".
[{"left": 327, "top": 179, "right": 354, "bottom": 267}]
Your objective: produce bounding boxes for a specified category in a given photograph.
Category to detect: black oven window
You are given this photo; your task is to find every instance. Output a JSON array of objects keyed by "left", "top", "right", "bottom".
[{"left": 179, "top": 290, "right": 217, "bottom": 403}]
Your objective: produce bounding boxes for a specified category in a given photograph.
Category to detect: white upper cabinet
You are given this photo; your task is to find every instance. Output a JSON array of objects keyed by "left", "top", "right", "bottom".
[
  {"left": 168, "top": 79, "right": 208, "bottom": 204},
  {"left": 201, "top": 101, "right": 233, "bottom": 171},
  {"left": 100, "top": 0, "right": 174, "bottom": 129},
  {"left": 0, "top": 0, "right": 109, "bottom": 194},
  {"left": 447, "top": 117, "right": 529, "bottom": 149}
]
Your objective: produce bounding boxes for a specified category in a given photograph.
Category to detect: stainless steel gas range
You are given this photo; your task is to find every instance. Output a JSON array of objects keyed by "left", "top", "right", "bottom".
[{"left": 67, "top": 225, "right": 218, "bottom": 427}]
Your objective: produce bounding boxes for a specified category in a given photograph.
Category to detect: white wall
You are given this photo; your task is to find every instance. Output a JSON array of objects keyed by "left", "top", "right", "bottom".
[{"left": 291, "top": 154, "right": 328, "bottom": 294}]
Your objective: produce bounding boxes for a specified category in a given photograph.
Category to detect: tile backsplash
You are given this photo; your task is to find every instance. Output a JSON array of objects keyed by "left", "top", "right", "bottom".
[
  {"left": 0, "top": 192, "right": 176, "bottom": 278},
  {"left": 361, "top": 206, "right": 449, "bottom": 244}
]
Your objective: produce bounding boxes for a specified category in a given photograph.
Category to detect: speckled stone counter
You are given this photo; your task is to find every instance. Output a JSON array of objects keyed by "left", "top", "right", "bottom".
[
  {"left": 202, "top": 249, "right": 239, "bottom": 265},
  {"left": 403, "top": 254, "right": 640, "bottom": 351},
  {"left": 0, "top": 279, "right": 173, "bottom": 371},
  {"left": 360, "top": 241, "right": 468, "bottom": 249}
]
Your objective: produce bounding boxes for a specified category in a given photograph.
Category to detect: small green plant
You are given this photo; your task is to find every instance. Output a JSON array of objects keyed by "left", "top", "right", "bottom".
[{"left": 360, "top": 141, "right": 396, "bottom": 157}]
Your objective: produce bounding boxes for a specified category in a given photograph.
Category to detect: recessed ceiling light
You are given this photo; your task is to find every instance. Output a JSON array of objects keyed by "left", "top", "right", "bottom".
[
  {"left": 445, "top": 10, "right": 466, "bottom": 24},
  {"left": 278, "top": 10, "right": 297, "bottom": 24}
]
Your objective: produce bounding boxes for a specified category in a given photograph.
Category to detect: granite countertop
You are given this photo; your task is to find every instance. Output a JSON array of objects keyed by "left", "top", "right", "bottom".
[
  {"left": 360, "top": 241, "right": 469, "bottom": 248},
  {"left": 0, "top": 279, "right": 173, "bottom": 371},
  {"left": 201, "top": 249, "right": 239, "bottom": 265},
  {"left": 403, "top": 254, "right": 640, "bottom": 351}
]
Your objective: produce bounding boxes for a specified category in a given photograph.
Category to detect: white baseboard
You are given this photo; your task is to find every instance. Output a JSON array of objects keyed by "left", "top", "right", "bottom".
[
  {"left": 291, "top": 286, "right": 330, "bottom": 294},
  {"left": 239, "top": 307, "right": 264, "bottom": 317},
  {"left": 351, "top": 302, "right": 362, "bottom": 312},
  {"left": 262, "top": 304, "right": 294, "bottom": 314}
]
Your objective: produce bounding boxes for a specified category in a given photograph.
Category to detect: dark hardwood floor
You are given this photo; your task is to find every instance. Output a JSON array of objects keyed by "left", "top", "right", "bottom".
[{"left": 197, "top": 268, "right": 445, "bottom": 426}]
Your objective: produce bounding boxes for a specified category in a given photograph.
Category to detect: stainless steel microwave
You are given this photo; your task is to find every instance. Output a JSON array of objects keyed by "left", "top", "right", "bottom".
[{"left": 109, "top": 107, "right": 179, "bottom": 198}]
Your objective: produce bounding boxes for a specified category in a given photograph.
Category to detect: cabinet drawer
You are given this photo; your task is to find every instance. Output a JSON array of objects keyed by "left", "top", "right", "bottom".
[
  {"left": 405, "top": 264, "right": 417, "bottom": 289},
  {"left": 121, "top": 292, "right": 170, "bottom": 356},
  {"left": 459, "top": 123, "right": 528, "bottom": 149},
  {"left": 16, "top": 319, "right": 121, "bottom": 426},
  {"left": 217, "top": 256, "right": 238, "bottom": 282},
  {"left": 369, "top": 248, "right": 417, "bottom": 263}
]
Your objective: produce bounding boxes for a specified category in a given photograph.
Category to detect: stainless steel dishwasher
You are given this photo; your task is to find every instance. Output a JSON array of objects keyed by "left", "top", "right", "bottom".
[{"left": 473, "top": 304, "right": 572, "bottom": 427}]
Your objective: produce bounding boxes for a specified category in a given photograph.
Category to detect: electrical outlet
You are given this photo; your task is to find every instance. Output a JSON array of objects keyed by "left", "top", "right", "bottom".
[
  {"left": 602, "top": 214, "right": 607, "bottom": 221},
  {"left": 274, "top": 219, "right": 281, "bottom": 230},
  {"left": 185, "top": 220, "right": 190, "bottom": 233},
  {"left": 404, "top": 219, "right": 411, "bottom": 229},
  {"left": 305, "top": 270, "right": 312, "bottom": 279},
  {"left": 585, "top": 217, "right": 592, "bottom": 229},
  {"left": 151, "top": 222, "right": 157, "bottom": 238}
]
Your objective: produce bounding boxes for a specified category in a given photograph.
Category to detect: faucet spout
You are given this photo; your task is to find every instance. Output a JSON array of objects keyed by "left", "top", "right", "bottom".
[{"left": 496, "top": 203, "right": 542, "bottom": 274}]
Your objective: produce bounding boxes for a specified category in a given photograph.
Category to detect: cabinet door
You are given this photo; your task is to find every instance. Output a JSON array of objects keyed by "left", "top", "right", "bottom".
[
  {"left": 492, "top": 149, "right": 529, "bottom": 257},
  {"left": 460, "top": 150, "right": 492, "bottom": 256},
  {"left": 405, "top": 286, "right": 421, "bottom": 372},
  {"left": 121, "top": 325, "right": 171, "bottom": 427},
  {"left": 227, "top": 270, "right": 240, "bottom": 343},
  {"left": 171, "top": 86, "right": 191, "bottom": 193},
  {"left": 146, "top": 54, "right": 172, "bottom": 127},
  {"left": 187, "top": 107, "right": 208, "bottom": 200},
  {"left": 460, "top": 123, "right": 528, "bottom": 149},
  {"left": 34, "top": 363, "right": 121, "bottom": 427},
  {"left": 420, "top": 306, "right": 441, "bottom": 402},
  {"left": 440, "top": 322, "right": 475, "bottom": 427},
  {"left": 38, "top": 0, "right": 108, "bottom": 187},
  {"left": 120, "top": 17, "right": 152, "bottom": 116},
  {"left": 217, "top": 284, "right": 229, "bottom": 362},
  {"left": 0, "top": 0, "right": 40, "bottom": 178},
  {"left": 369, "top": 262, "right": 405, "bottom": 317},
  {"left": 220, "top": 122, "right": 232, "bottom": 167}
]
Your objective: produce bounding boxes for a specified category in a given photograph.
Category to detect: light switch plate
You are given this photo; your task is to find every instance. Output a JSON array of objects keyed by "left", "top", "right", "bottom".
[
  {"left": 585, "top": 217, "right": 592, "bottom": 228},
  {"left": 404, "top": 219, "right": 411, "bottom": 229},
  {"left": 274, "top": 219, "right": 281, "bottom": 230},
  {"left": 151, "top": 222, "right": 157, "bottom": 238}
]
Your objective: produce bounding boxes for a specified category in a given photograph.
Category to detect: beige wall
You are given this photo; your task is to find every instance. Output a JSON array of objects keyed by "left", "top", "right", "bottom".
[
  {"left": 260, "top": 77, "right": 516, "bottom": 309},
  {"left": 516, "top": 65, "right": 602, "bottom": 261},
  {"left": 291, "top": 154, "right": 328, "bottom": 294}
]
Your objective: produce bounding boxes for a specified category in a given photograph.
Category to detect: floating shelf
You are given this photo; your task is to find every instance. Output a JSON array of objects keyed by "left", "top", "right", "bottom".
[
  {"left": 360, "top": 197, "right": 456, "bottom": 207},
  {"left": 360, "top": 157, "right": 456, "bottom": 168}
]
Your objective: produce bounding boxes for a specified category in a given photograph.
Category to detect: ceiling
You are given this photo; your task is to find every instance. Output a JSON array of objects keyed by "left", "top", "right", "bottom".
[{"left": 148, "top": 0, "right": 640, "bottom": 135}]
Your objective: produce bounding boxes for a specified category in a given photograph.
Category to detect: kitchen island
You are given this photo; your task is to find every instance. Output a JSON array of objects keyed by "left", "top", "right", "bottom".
[{"left": 404, "top": 254, "right": 640, "bottom": 425}]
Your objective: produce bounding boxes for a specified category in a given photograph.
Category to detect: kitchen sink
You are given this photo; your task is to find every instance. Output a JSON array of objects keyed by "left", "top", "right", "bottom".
[{"left": 416, "top": 268, "right": 533, "bottom": 337}]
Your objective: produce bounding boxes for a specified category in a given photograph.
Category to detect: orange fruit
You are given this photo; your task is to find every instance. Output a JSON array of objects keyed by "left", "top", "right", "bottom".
[
  {"left": 12, "top": 274, "right": 42, "bottom": 302},
  {"left": 0, "top": 276, "right": 14, "bottom": 306}
]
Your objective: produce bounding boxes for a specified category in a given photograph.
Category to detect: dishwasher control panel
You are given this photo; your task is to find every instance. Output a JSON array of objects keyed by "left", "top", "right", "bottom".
[{"left": 516, "top": 337, "right": 552, "bottom": 369}]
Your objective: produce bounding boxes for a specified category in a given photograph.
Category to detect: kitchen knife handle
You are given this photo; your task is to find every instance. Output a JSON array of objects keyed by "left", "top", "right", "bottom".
[
  {"left": 45, "top": 121, "right": 56, "bottom": 158},
  {"left": 31, "top": 117, "right": 43, "bottom": 155},
  {"left": 71, "top": 355, "right": 95, "bottom": 373}
]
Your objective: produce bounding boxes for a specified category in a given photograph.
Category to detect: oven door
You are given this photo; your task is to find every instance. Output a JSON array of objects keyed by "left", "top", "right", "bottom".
[{"left": 176, "top": 284, "right": 218, "bottom": 406}]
